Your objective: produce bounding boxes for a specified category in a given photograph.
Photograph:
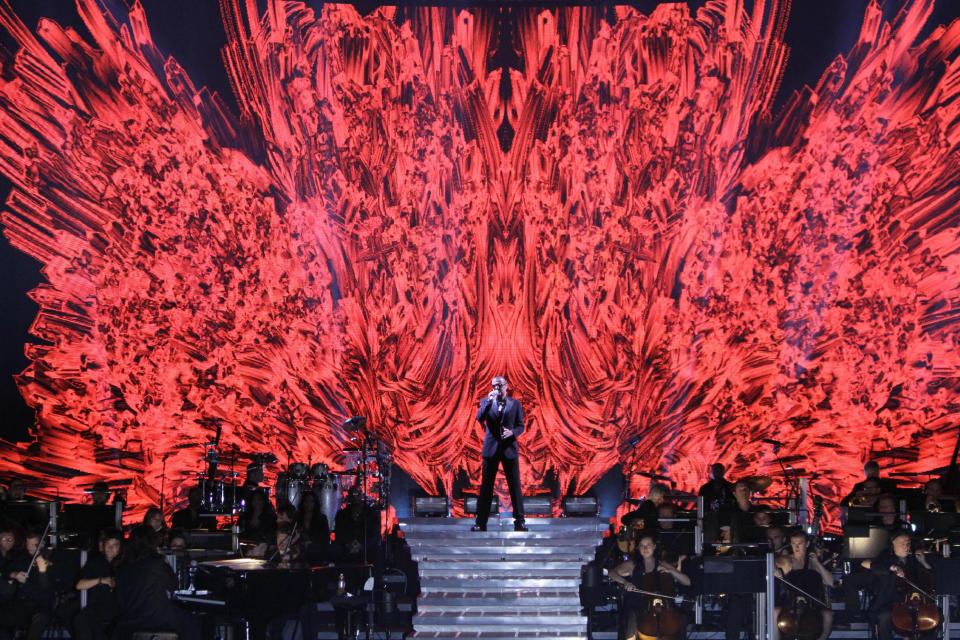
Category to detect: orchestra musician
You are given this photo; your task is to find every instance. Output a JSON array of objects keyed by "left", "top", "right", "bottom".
[
  {"left": 71, "top": 528, "right": 122, "bottom": 640},
  {"left": 865, "top": 530, "right": 935, "bottom": 640},
  {"left": 923, "top": 479, "right": 956, "bottom": 512},
  {"left": 472, "top": 375, "right": 527, "bottom": 532},
  {"left": 609, "top": 533, "right": 690, "bottom": 640},
  {"left": 773, "top": 531, "right": 834, "bottom": 640},
  {"left": 113, "top": 525, "right": 200, "bottom": 640},
  {"left": 766, "top": 525, "right": 789, "bottom": 556},
  {"left": 0, "top": 528, "right": 56, "bottom": 640},
  {"left": 699, "top": 463, "right": 734, "bottom": 512},
  {"left": 238, "top": 488, "right": 277, "bottom": 544},
  {"left": 171, "top": 487, "right": 216, "bottom": 530},
  {"left": 621, "top": 484, "right": 669, "bottom": 530}
]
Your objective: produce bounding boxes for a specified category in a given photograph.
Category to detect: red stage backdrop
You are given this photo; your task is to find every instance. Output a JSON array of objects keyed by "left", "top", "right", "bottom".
[{"left": 0, "top": 0, "right": 958, "bottom": 525}]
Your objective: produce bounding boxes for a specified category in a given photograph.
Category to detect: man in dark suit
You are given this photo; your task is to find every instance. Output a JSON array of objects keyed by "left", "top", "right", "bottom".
[{"left": 472, "top": 376, "right": 527, "bottom": 532}]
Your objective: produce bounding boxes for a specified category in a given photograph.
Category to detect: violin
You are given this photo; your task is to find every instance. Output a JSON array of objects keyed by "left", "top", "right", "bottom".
[{"left": 890, "top": 574, "right": 941, "bottom": 638}]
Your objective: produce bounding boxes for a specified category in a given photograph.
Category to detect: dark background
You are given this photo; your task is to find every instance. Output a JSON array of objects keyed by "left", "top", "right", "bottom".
[{"left": 0, "top": 0, "right": 956, "bottom": 441}]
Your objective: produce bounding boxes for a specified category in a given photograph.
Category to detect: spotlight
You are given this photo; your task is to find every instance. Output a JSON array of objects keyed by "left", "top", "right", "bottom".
[
  {"left": 464, "top": 494, "right": 498, "bottom": 515},
  {"left": 412, "top": 496, "right": 448, "bottom": 517},
  {"left": 562, "top": 495, "right": 599, "bottom": 517}
]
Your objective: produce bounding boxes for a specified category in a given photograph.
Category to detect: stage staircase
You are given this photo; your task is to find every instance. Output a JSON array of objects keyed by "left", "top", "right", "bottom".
[{"left": 400, "top": 516, "right": 607, "bottom": 640}]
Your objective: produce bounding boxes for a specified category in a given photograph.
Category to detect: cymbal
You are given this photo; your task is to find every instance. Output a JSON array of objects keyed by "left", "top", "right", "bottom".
[
  {"left": 634, "top": 470, "right": 671, "bottom": 481},
  {"left": 744, "top": 475, "right": 773, "bottom": 491},
  {"left": 341, "top": 416, "right": 368, "bottom": 432}
]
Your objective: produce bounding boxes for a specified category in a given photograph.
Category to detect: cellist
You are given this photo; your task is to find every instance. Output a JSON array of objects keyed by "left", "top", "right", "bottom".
[
  {"left": 610, "top": 533, "right": 691, "bottom": 640},
  {"left": 774, "top": 531, "right": 834, "bottom": 640},
  {"left": 866, "top": 529, "right": 935, "bottom": 640}
]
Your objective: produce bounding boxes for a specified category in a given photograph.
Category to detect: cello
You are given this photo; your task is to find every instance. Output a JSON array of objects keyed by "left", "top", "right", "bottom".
[
  {"left": 890, "top": 573, "right": 941, "bottom": 639},
  {"left": 630, "top": 572, "right": 685, "bottom": 640}
]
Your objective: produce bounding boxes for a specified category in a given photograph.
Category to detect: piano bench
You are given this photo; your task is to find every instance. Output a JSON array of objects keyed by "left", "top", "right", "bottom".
[{"left": 130, "top": 633, "right": 178, "bottom": 640}]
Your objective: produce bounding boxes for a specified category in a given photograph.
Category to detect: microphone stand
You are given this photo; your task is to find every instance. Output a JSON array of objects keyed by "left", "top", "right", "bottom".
[{"left": 769, "top": 442, "right": 802, "bottom": 519}]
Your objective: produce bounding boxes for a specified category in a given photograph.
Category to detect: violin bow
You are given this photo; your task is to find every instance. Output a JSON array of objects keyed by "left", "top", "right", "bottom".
[
  {"left": 24, "top": 520, "right": 53, "bottom": 580},
  {"left": 774, "top": 575, "right": 830, "bottom": 610}
]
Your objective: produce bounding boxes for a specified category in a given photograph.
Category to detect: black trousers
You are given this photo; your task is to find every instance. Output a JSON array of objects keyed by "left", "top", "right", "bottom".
[{"left": 475, "top": 450, "right": 524, "bottom": 526}]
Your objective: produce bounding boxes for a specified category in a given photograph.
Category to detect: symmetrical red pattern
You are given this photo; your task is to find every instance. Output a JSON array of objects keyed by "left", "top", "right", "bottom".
[{"left": 0, "top": 0, "right": 958, "bottom": 525}]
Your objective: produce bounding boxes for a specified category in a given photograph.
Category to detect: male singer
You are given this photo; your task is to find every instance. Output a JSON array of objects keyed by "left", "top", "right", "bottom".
[{"left": 472, "top": 376, "right": 527, "bottom": 532}]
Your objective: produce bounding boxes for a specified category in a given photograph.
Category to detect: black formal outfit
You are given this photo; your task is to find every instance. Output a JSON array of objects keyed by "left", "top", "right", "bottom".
[
  {"left": 698, "top": 479, "right": 734, "bottom": 512},
  {"left": 620, "top": 558, "right": 682, "bottom": 640},
  {"left": 869, "top": 550, "right": 934, "bottom": 640},
  {"left": 475, "top": 394, "right": 525, "bottom": 528},
  {"left": 0, "top": 549, "right": 55, "bottom": 640},
  {"left": 334, "top": 505, "right": 383, "bottom": 591},
  {"left": 621, "top": 499, "right": 658, "bottom": 529},
  {"left": 72, "top": 552, "right": 117, "bottom": 640},
  {"left": 113, "top": 553, "right": 200, "bottom": 640}
]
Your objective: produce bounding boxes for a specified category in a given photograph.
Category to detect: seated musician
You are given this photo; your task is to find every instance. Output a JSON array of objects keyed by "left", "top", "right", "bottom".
[
  {"left": 4, "top": 479, "right": 35, "bottom": 502},
  {"left": 248, "top": 523, "right": 306, "bottom": 565},
  {"left": 843, "top": 461, "right": 896, "bottom": 508},
  {"left": 89, "top": 482, "right": 112, "bottom": 507},
  {"left": 170, "top": 487, "right": 217, "bottom": 530},
  {"left": 0, "top": 528, "right": 56, "bottom": 640},
  {"left": 699, "top": 463, "right": 734, "bottom": 512},
  {"left": 0, "top": 523, "right": 18, "bottom": 573},
  {"left": 297, "top": 492, "right": 330, "bottom": 558},
  {"left": 773, "top": 531, "right": 833, "bottom": 640},
  {"left": 166, "top": 529, "right": 188, "bottom": 553},
  {"left": 71, "top": 528, "right": 122, "bottom": 640},
  {"left": 238, "top": 489, "right": 277, "bottom": 544},
  {"left": 141, "top": 508, "right": 168, "bottom": 540},
  {"left": 334, "top": 488, "right": 381, "bottom": 560},
  {"left": 276, "top": 502, "right": 297, "bottom": 528},
  {"left": 876, "top": 494, "right": 907, "bottom": 531},
  {"left": 923, "top": 479, "right": 956, "bottom": 512},
  {"left": 609, "top": 533, "right": 690, "bottom": 640},
  {"left": 865, "top": 529, "right": 935, "bottom": 640},
  {"left": 113, "top": 525, "right": 200, "bottom": 640},
  {"left": 766, "top": 525, "right": 789, "bottom": 556},
  {"left": 621, "top": 484, "right": 669, "bottom": 530},
  {"left": 728, "top": 481, "right": 767, "bottom": 542}
]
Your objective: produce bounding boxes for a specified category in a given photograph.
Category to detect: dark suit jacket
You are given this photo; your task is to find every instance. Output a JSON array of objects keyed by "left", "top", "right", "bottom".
[{"left": 477, "top": 396, "right": 525, "bottom": 459}]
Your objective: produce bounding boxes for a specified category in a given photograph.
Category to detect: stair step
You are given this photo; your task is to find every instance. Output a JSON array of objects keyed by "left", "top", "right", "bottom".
[
  {"left": 411, "top": 633, "right": 586, "bottom": 639},
  {"left": 420, "top": 577, "right": 581, "bottom": 590},
  {"left": 404, "top": 531, "right": 601, "bottom": 541},
  {"left": 419, "top": 560, "right": 584, "bottom": 572},
  {"left": 407, "top": 538, "right": 598, "bottom": 548},
  {"left": 402, "top": 516, "right": 602, "bottom": 639},
  {"left": 414, "top": 625, "right": 587, "bottom": 634},
  {"left": 419, "top": 589, "right": 581, "bottom": 599},
  {"left": 417, "top": 602, "right": 580, "bottom": 612},
  {"left": 413, "top": 552, "right": 590, "bottom": 562}
]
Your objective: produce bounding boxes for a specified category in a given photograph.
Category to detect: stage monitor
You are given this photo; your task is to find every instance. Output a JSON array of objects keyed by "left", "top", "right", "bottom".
[
  {"left": 59, "top": 504, "right": 122, "bottom": 533},
  {"left": 701, "top": 557, "right": 767, "bottom": 594},
  {"left": 843, "top": 525, "right": 890, "bottom": 561},
  {"left": 0, "top": 500, "right": 55, "bottom": 530}
]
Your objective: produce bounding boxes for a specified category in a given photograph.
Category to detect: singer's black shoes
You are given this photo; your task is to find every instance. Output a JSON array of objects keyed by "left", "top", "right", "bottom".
[
  {"left": 513, "top": 522, "right": 529, "bottom": 532},
  {"left": 471, "top": 524, "right": 486, "bottom": 532}
]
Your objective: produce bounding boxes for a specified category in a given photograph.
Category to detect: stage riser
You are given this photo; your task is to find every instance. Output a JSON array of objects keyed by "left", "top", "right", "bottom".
[{"left": 404, "top": 517, "right": 606, "bottom": 640}]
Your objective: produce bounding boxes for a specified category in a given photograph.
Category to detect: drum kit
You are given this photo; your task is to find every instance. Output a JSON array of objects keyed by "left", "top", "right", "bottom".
[{"left": 191, "top": 416, "right": 392, "bottom": 522}]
